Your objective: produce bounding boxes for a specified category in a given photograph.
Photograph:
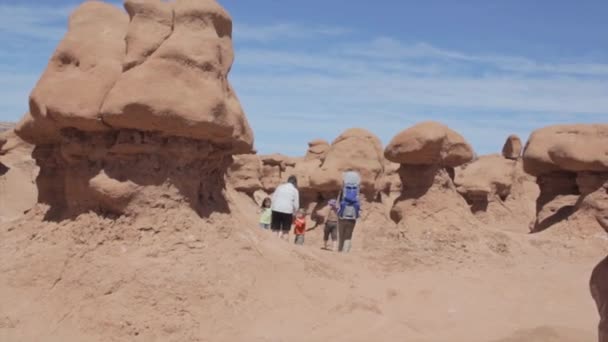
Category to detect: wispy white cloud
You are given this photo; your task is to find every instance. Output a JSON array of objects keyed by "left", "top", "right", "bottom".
[
  {"left": 234, "top": 23, "right": 352, "bottom": 42},
  {"left": 341, "top": 37, "right": 608, "bottom": 77},
  {"left": 231, "top": 31, "right": 607, "bottom": 155}
]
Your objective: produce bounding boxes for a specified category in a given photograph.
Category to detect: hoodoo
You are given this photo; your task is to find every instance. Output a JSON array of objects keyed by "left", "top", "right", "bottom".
[
  {"left": 384, "top": 121, "right": 476, "bottom": 228},
  {"left": 310, "top": 128, "right": 384, "bottom": 198},
  {"left": 523, "top": 124, "right": 608, "bottom": 233},
  {"left": 454, "top": 135, "right": 538, "bottom": 229},
  {"left": 16, "top": 0, "right": 253, "bottom": 220}
]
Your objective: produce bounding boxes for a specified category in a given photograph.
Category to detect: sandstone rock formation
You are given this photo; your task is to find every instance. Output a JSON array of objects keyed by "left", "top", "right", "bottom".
[
  {"left": 456, "top": 155, "right": 514, "bottom": 207},
  {"left": 227, "top": 154, "right": 262, "bottom": 194},
  {"left": 14, "top": 112, "right": 61, "bottom": 145},
  {"left": 28, "top": 2, "right": 128, "bottom": 132},
  {"left": 310, "top": 128, "right": 384, "bottom": 198},
  {"left": 122, "top": 0, "right": 173, "bottom": 71},
  {"left": 5, "top": 2, "right": 607, "bottom": 342},
  {"left": 259, "top": 154, "right": 293, "bottom": 192},
  {"left": 304, "top": 139, "right": 330, "bottom": 162},
  {"left": 385, "top": 121, "right": 473, "bottom": 167},
  {"left": 0, "top": 130, "right": 38, "bottom": 223},
  {"left": 523, "top": 124, "right": 608, "bottom": 176},
  {"left": 101, "top": 0, "right": 253, "bottom": 154},
  {"left": 591, "top": 255, "right": 608, "bottom": 342},
  {"left": 375, "top": 161, "right": 401, "bottom": 197},
  {"left": 523, "top": 124, "right": 608, "bottom": 234},
  {"left": 502, "top": 134, "right": 522, "bottom": 160},
  {"left": 455, "top": 154, "right": 538, "bottom": 229},
  {"left": 385, "top": 122, "right": 476, "bottom": 229},
  {"left": 16, "top": 0, "right": 253, "bottom": 219}
]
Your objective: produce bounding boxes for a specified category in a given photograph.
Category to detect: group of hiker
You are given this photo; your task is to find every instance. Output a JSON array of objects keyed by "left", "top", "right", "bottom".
[{"left": 258, "top": 171, "right": 362, "bottom": 253}]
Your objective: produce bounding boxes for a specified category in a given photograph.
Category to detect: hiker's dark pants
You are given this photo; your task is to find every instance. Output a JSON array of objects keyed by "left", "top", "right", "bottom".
[
  {"left": 591, "top": 255, "right": 608, "bottom": 342},
  {"left": 337, "top": 219, "right": 356, "bottom": 253}
]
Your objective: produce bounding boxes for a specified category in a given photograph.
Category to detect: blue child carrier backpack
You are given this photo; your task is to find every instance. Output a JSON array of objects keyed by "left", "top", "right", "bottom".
[{"left": 338, "top": 171, "right": 361, "bottom": 220}]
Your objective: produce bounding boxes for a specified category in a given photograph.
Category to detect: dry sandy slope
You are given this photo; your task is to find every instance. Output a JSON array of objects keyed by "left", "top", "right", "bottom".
[
  {"left": 0, "top": 131, "right": 37, "bottom": 223},
  {"left": 0, "top": 190, "right": 605, "bottom": 342}
]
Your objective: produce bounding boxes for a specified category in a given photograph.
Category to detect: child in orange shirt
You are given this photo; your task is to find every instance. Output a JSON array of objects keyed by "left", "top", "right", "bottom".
[{"left": 293, "top": 208, "right": 307, "bottom": 245}]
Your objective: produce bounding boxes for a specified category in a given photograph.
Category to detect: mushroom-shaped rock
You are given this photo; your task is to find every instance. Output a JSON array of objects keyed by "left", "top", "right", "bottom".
[
  {"left": 385, "top": 121, "right": 474, "bottom": 167},
  {"left": 523, "top": 124, "right": 608, "bottom": 234},
  {"left": 310, "top": 128, "right": 384, "bottom": 196},
  {"left": 502, "top": 134, "right": 522, "bottom": 160},
  {"left": 304, "top": 139, "right": 330, "bottom": 161},
  {"left": 523, "top": 124, "right": 608, "bottom": 176},
  {"left": 13, "top": 0, "right": 255, "bottom": 219},
  {"left": 455, "top": 154, "right": 538, "bottom": 228},
  {"left": 228, "top": 154, "right": 262, "bottom": 193},
  {"left": 101, "top": 0, "right": 253, "bottom": 154},
  {"left": 455, "top": 154, "right": 515, "bottom": 204},
  {"left": 389, "top": 164, "right": 476, "bottom": 228},
  {"left": 385, "top": 122, "right": 478, "bottom": 228},
  {"left": 28, "top": 2, "right": 129, "bottom": 135}
]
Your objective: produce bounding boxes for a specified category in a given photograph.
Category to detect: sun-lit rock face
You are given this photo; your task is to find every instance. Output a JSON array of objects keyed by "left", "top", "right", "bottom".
[
  {"left": 16, "top": 0, "right": 254, "bottom": 219},
  {"left": 523, "top": 124, "right": 608, "bottom": 234}
]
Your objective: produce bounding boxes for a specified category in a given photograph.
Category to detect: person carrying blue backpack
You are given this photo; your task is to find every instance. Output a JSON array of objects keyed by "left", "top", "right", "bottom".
[{"left": 337, "top": 170, "right": 361, "bottom": 253}]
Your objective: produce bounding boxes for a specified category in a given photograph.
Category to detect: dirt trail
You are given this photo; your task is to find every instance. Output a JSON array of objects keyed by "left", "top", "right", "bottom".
[{"left": 1, "top": 189, "right": 604, "bottom": 342}]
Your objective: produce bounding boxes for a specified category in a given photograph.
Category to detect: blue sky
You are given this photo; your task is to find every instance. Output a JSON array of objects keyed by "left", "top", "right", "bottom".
[{"left": 0, "top": 1, "right": 607, "bottom": 156}]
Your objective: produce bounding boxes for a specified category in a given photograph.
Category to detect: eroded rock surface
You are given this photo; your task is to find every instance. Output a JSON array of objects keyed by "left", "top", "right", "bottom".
[{"left": 16, "top": 0, "right": 253, "bottom": 219}]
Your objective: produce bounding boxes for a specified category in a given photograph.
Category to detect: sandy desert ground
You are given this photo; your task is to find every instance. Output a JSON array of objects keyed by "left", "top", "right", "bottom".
[{"left": 1, "top": 0, "right": 607, "bottom": 341}]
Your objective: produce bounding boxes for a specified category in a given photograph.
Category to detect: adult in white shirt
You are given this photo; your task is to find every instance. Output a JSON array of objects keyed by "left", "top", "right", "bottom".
[{"left": 271, "top": 175, "right": 299, "bottom": 240}]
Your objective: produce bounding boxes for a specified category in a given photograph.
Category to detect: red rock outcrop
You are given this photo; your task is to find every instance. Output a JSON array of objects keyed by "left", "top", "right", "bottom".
[
  {"left": 310, "top": 128, "right": 384, "bottom": 198},
  {"left": 502, "top": 134, "right": 522, "bottom": 160},
  {"left": 16, "top": 0, "right": 253, "bottom": 219},
  {"left": 591, "top": 255, "right": 608, "bottom": 342},
  {"left": 385, "top": 121, "right": 473, "bottom": 167},
  {"left": 455, "top": 154, "right": 538, "bottom": 229},
  {"left": 523, "top": 124, "right": 608, "bottom": 234},
  {"left": 14, "top": 112, "right": 61, "bottom": 145},
  {"left": 227, "top": 154, "right": 262, "bottom": 194},
  {"left": 385, "top": 122, "right": 476, "bottom": 229},
  {"left": 122, "top": 0, "right": 173, "bottom": 71},
  {"left": 375, "top": 161, "right": 401, "bottom": 197},
  {"left": 523, "top": 124, "right": 608, "bottom": 176},
  {"left": 28, "top": 2, "right": 128, "bottom": 132},
  {"left": 0, "top": 130, "right": 38, "bottom": 223},
  {"left": 258, "top": 154, "right": 293, "bottom": 192},
  {"left": 304, "top": 139, "right": 330, "bottom": 162}
]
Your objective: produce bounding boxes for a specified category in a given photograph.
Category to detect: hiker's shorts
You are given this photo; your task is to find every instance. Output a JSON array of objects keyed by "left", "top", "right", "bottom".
[
  {"left": 324, "top": 221, "right": 338, "bottom": 241},
  {"left": 271, "top": 211, "right": 293, "bottom": 232}
]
